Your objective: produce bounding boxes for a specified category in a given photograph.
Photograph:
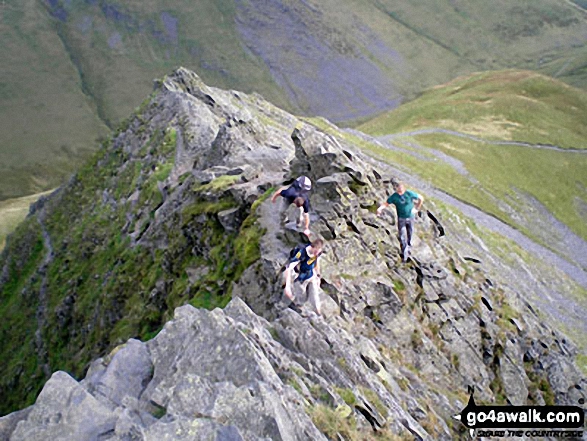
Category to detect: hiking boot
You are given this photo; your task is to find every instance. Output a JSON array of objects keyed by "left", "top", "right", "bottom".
[
  {"left": 402, "top": 245, "right": 411, "bottom": 262},
  {"left": 284, "top": 221, "right": 299, "bottom": 231},
  {"left": 288, "top": 303, "right": 302, "bottom": 314},
  {"left": 301, "top": 309, "right": 319, "bottom": 319}
]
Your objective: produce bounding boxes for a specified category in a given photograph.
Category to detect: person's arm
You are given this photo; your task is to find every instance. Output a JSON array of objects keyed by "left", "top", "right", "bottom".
[
  {"left": 376, "top": 201, "right": 390, "bottom": 216},
  {"left": 315, "top": 257, "right": 321, "bottom": 278},
  {"left": 303, "top": 198, "right": 311, "bottom": 236},
  {"left": 411, "top": 191, "right": 423, "bottom": 213},
  {"left": 271, "top": 186, "right": 287, "bottom": 203},
  {"left": 283, "top": 261, "right": 297, "bottom": 300}
]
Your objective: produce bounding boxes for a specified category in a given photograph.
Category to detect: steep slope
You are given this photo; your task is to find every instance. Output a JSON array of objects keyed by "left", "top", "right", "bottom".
[
  {"left": 0, "top": 69, "right": 585, "bottom": 439},
  {"left": 357, "top": 70, "right": 587, "bottom": 275},
  {"left": 3, "top": 0, "right": 587, "bottom": 201}
]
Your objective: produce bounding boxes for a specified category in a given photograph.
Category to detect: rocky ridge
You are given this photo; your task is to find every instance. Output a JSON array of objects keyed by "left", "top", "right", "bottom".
[{"left": 0, "top": 68, "right": 585, "bottom": 440}]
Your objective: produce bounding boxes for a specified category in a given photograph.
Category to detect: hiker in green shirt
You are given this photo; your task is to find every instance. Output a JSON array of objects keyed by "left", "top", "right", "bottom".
[{"left": 377, "top": 181, "right": 424, "bottom": 262}]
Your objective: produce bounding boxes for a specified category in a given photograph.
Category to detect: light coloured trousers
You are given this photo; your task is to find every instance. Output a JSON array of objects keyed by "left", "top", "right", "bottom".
[
  {"left": 281, "top": 199, "right": 304, "bottom": 225},
  {"left": 284, "top": 273, "right": 321, "bottom": 314}
]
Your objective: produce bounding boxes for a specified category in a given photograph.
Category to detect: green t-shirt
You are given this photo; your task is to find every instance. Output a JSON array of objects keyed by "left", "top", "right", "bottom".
[{"left": 387, "top": 190, "right": 419, "bottom": 219}]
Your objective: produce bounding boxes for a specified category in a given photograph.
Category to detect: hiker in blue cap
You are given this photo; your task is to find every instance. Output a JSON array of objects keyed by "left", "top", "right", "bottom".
[
  {"left": 271, "top": 176, "right": 312, "bottom": 237},
  {"left": 377, "top": 181, "right": 424, "bottom": 262}
]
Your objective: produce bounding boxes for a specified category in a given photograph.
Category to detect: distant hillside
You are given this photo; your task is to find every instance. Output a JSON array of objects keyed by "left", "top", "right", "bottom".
[
  {"left": 0, "top": 191, "right": 52, "bottom": 251},
  {"left": 359, "top": 70, "right": 587, "bottom": 146},
  {"left": 538, "top": 43, "right": 587, "bottom": 89},
  {"left": 2, "top": 0, "right": 587, "bottom": 200},
  {"left": 357, "top": 70, "right": 587, "bottom": 271}
]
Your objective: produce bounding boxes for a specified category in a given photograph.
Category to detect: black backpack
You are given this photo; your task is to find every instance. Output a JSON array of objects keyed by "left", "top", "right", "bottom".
[
  {"left": 289, "top": 243, "right": 309, "bottom": 263},
  {"left": 286, "top": 243, "right": 311, "bottom": 274}
]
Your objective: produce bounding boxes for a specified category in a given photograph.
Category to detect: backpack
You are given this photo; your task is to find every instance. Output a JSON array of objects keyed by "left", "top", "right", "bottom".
[
  {"left": 289, "top": 243, "right": 309, "bottom": 262},
  {"left": 292, "top": 176, "right": 312, "bottom": 192}
]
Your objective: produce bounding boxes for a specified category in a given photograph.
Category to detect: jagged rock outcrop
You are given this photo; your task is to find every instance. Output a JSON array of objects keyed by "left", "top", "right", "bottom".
[{"left": 0, "top": 68, "right": 585, "bottom": 440}]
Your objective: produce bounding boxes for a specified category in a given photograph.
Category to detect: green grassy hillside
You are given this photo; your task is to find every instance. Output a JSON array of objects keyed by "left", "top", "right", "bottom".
[
  {"left": 2, "top": 0, "right": 587, "bottom": 202},
  {"left": 0, "top": 0, "right": 109, "bottom": 200},
  {"left": 0, "top": 0, "right": 287, "bottom": 200},
  {"left": 359, "top": 70, "right": 587, "bottom": 148},
  {"left": 539, "top": 44, "right": 587, "bottom": 90},
  {"left": 0, "top": 190, "right": 53, "bottom": 251},
  {"left": 357, "top": 70, "right": 587, "bottom": 257}
]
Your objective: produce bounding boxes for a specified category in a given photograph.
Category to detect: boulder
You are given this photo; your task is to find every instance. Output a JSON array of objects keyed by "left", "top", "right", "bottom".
[
  {"left": 10, "top": 372, "right": 117, "bottom": 441},
  {"left": 82, "top": 339, "right": 153, "bottom": 408}
]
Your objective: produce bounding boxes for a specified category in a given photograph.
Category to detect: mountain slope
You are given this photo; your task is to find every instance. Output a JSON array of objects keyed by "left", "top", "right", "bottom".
[
  {"left": 0, "top": 68, "right": 585, "bottom": 439},
  {"left": 0, "top": 190, "right": 52, "bottom": 251},
  {"left": 539, "top": 43, "right": 587, "bottom": 88},
  {"left": 3, "top": 0, "right": 587, "bottom": 200},
  {"left": 358, "top": 70, "right": 587, "bottom": 147},
  {"left": 0, "top": 0, "right": 109, "bottom": 200},
  {"left": 357, "top": 70, "right": 587, "bottom": 273}
]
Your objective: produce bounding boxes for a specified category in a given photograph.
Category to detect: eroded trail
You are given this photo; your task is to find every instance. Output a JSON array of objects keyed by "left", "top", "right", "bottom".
[{"left": 381, "top": 128, "right": 587, "bottom": 153}]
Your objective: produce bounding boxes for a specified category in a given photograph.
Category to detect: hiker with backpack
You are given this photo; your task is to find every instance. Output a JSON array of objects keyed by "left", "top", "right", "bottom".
[
  {"left": 283, "top": 238, "right": 324, "bottom": 316},
  {"left": 377, "top": 181, "right": 424, "bottom": 262},
  {"left": 271, "top": 176, "right": 312, "bottom": 237}
]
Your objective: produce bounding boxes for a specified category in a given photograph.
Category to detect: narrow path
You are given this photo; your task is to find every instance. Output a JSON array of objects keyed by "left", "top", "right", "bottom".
[
  {"left": 381, "top": 128, "right": 587, "bottom": 153},
  {"left": 428, "top": 188, "right": 587, "bottom": 288},
  {"left": 348, "top": 128, "right": 474, "bottom": 178}
]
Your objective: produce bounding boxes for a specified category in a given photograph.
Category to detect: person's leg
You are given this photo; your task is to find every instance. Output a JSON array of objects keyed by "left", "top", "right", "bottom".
[
  {"left": 281, "top": 198, "right": 292, "bottom": 223},
  {"left": 307, "top": 276, "right": 322, "bottom": 315},
  {"left": 397, "top": 218, "right": 408, "bottom": 255},
  {"left": 405, "top": 218, "right": 414, "bottom": 247},
  {"left": 298, "top": 278, "right": 310, "bottom": 303},
  {"left": 283, "top": 268, "right": 296, "bottom": 303},
  {"left": 296, "top": 207, "right": 304, "bottom": 227}
]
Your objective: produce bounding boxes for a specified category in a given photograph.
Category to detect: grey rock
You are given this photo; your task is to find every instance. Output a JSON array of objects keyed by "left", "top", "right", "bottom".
[
  {"left": 0, "top": 407, "right": 32, "bottom": 441},
  {"left": 193, "top": 165, "right": 233, "bottom": 184},
  {"left": 144, "top": 418, "right": 244, "bottom": 441},
  {"left": 83, "top": 339, "right": 153, "bottom": 408},
  {"left": 501, "top": 340, "right": 529, "bottom": 405},
  {"left": 218, "top": 207, "right": 244, "bottom": 232},
  {"left": 143, "top": 300, "right": 327, "bottom": 441},
  {"left": 186, "top": 265, "right": 210, "bottom": 284},
  {"left": 10, "top": 371, "right": 117, "bottom": 441},
  {"left": 111, "top": 404, "right": 158, "bottom": 441}
]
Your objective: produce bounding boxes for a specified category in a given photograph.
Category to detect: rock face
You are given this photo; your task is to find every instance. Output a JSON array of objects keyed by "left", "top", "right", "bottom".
[{"left": 0, "top": 68, "right": 585, "bottom": 440}]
